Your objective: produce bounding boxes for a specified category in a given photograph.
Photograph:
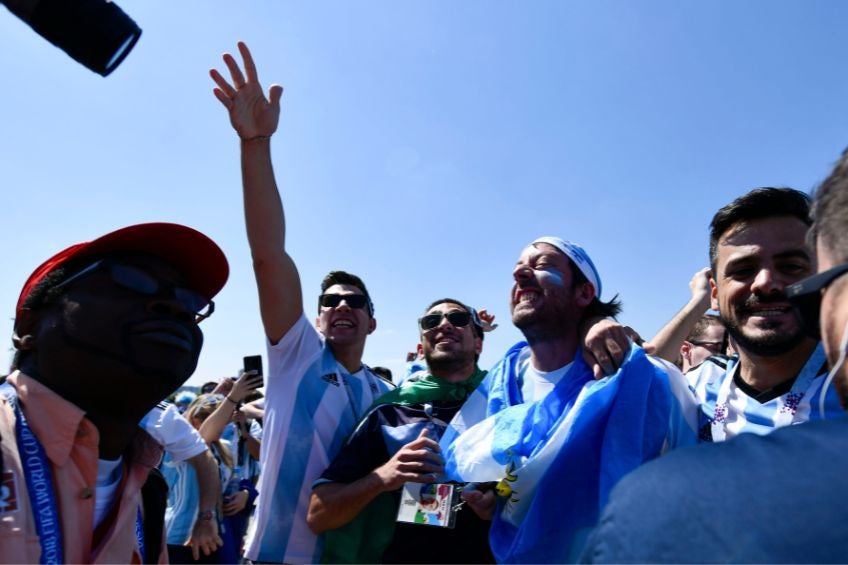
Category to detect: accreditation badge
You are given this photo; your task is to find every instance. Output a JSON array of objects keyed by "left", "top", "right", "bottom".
[{"left": 396, "top": 482, "right": 460, "bottom": 529}]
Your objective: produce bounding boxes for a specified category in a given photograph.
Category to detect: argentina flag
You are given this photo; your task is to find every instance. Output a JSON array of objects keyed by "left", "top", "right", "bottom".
[{"left": 440, "top": 345, "right": 673, "bottom": 563}]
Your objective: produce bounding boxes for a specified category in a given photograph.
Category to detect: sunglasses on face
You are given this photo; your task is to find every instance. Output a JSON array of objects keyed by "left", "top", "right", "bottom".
[
  {"left": 786, "top": 261, "right": 848, "bottom": 339},
  {"left": 54, "top": 259, "right": 214, "bottom": 323},
  {"left": 419, "top": 310, "right": 473, "bottom": 332},
  {"left": 318, "top": 293, "right": 371, "bottom": 313},
  {"left": 200, "top": 394, "right": 226, "bottom": 407},
  {"left": 688, "top": 340, "right": 724, "bottom": 353}
]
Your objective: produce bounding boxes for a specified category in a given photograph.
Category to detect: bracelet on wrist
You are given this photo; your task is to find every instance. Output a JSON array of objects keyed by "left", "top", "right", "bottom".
[
  {"left": 197, "top": 509, "right": 217, "bottom": 522},
  {"left": 240, "top": 134, "right": 271, "bottom": 142},
  {"left": 225, "top": 396, "right": 239, "bottom": 405}
]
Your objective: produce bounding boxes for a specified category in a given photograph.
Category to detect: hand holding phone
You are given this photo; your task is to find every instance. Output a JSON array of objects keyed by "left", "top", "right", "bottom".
[{"left": 229, "top": 358, "right": 264, "bottom": 404}]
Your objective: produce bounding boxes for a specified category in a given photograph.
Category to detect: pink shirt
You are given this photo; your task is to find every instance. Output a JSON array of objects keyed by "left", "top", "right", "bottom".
[{"left": 0, "top": 372, "right": 167, "bottom": 564}]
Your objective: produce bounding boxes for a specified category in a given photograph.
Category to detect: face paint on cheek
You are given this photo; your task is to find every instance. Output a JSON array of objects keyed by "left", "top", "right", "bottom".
[{"left": 536, "top": 266, "right": 566, "bottom": 287}]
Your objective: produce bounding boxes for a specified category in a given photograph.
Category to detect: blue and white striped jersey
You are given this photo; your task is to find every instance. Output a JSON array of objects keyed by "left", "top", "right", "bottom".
[
  {"left": 684, "top": 343, "right": 845, "bottom": 442},
  {"left": 242, "top": 314, "right": 393, "bottom": 564}
]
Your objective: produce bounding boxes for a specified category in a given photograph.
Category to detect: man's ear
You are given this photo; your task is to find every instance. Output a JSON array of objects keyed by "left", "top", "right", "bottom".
[
  {"left": 12, "top": 310, "right": 38, "bottom": 351},
  {"left": 710, "top": 276, "right": 719, "bottom": 311},
  {"left": 474, "top": 336, "right": 483, "bottom": 357},
  {"left": 368, "top": 317, "right": 377, "bottom": 335},
  {"left": 575, "top": 282, "right": 595, "bottom": 308},
  {"left": 680, "top": 342, "right": 692, "bottom": 364},
  {"left": 12, "top": 333, "right": 34, "bottom": 351}
]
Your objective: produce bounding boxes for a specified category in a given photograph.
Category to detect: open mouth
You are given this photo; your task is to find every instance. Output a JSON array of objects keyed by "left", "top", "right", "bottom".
[
  {"left": 740, "top": 303, "right": 792, "bottom": 318},
  {"left": 331, "top": 319, "right": 356, "bottom": 330},
  {"left": 434, "top": 334, "right": 458, "bottom": 346},
  {"left": 515, "top": 288, "right": 542, "bottom": 305}
]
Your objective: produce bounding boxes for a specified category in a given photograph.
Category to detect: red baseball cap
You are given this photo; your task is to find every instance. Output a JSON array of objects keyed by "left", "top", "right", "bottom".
[{"left": 16, "top": 223, "right": 229, "bottom": 321}]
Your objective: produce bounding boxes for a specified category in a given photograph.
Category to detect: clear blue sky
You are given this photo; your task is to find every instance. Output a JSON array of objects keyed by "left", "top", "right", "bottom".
[{"left": 2, "top": 1, "right": 847, "bottom": 386}]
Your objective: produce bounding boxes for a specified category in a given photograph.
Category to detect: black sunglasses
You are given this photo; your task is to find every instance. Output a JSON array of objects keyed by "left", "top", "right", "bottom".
[
  {"left": 419, "top": 311, "right": 472, "bottom": 332},
  {"left": 55, "top": 259, "right": 214, "bottom": 323},
  {"left": 319, "top": 293, "right": 371, "bottom": 314},
  {"left": 688, "top": 340, "right": 724, "bottom": 351},
  {"left": 786, "top": 262, "right": 848, "bottom": 339}
]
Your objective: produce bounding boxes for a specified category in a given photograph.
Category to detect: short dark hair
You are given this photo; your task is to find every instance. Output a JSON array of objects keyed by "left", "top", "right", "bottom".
[
  {"left": 423, "top": 298, "right": 485, "bottom": 340},
  {"left": 370, "top": 366, "right": 393, "bottom": 381},
  {"left": 709, "top": 187, "right": 812, "bottom": 270},
  {"left": 685, "top": 314, "right": 723, "bottom": 342},
  {"left": 812, "top": 149, "right": 848, "bottom": 264},
  {"left": 11, "top": 257, "right": 95, "bottom": 370},
  {"left": 569, "top": 261, "right": 622, "bottom": 322},
  {"left": 319, "top": 271, "right": 374, "bottom": 317}
]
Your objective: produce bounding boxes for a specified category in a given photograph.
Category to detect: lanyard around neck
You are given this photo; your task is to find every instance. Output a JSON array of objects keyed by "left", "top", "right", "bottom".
[
  {"left": 14, "top": 402, "right": 64, "bottom": 564},
  {"left": 12, "top": 398, "right": 146, "bottom": 564}
]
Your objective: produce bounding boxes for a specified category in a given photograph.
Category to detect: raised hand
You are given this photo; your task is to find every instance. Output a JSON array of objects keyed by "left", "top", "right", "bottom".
[
  {"left": 210, "top": 41, "right": 284, "bottom": 140},
  {"left": 478, "top": 309, "right": 499, "bottom": 332},
  {"left": 689, "top": 267, "right": 712, "bottom": 310},
  {"left": 228, "top": 370, "right": 264, "bottom": 404}
]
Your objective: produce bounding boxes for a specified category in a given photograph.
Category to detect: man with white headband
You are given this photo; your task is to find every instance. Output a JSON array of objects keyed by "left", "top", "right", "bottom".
[
  {"left": 581, "top": 161, "right": 848, "bottom": 564},
  {"left": 439, "top": 236, "right": 698, "bottom": 563}
]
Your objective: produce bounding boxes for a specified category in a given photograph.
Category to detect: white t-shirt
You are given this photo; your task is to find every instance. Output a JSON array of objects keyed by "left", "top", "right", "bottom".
[
  {"left": 94, "top": 457, "right": 123, "bottom": 528},
  {"left": 140, "top": 402, "right": 208, "bottom": 462},
  {"left": 518, "top": 353, "right": 574, "bottom": 402}
]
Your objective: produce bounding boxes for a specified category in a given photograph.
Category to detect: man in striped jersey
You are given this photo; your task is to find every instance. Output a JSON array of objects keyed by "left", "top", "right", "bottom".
[
  {"left": 211, "top": 43, "right": 394, "bottom": 563},
  {"left": 684, "top": 187, "right": 844, "bottom": 442},
  {"left": 582, "top": 154, "right": 848, "bottom": 565}
]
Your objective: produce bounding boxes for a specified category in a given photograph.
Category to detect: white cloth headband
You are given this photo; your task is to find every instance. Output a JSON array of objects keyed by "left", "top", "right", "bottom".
[{"left": 531, "top": 236, "right": 602, "bottom": 298}]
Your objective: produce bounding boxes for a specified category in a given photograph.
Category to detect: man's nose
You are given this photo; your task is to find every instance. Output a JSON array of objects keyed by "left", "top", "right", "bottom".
[
  {"left": 437, "top": 315, "right": 456, "bottom": 331},
  {"left": 513, "top": 264, "right": 533, "bottom": 282},
  {"left": 148, "top": 294, "right": 194, "bottom": 323},
  {"left": 335, "top": 297, "right": 354, "bottom": 311},
  {"left": 750, "top": 267, "right": 783, "bottom": 296}
]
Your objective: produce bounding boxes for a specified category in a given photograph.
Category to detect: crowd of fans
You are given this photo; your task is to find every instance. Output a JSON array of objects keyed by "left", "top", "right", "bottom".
[{"left": 1, "top": 39, "right": 847, "bottom": 565}]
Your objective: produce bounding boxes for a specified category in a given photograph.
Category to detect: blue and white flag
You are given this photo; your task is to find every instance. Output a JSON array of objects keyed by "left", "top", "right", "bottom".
[
  {"left": 439, "top": 341, "right": 528, "bottom": 450},
  {"left": 440, "top": 344, "right": 673, "bottom": 563}
]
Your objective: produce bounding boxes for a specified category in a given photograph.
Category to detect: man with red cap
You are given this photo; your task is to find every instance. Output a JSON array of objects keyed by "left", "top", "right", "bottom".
[{"left": 0, "top": 222, "right": 228, "bottom": 563}]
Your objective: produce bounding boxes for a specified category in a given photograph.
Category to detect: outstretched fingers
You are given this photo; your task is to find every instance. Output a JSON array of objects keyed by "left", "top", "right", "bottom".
[
  {"left": 223, "top": 51, "right": 246, "bottom": 88},
  {"left": 238, "top": 41, "right": 259, "bottom": 83},
  {"left": 210, "top": 68, "right": 236, "bottom": 99}
]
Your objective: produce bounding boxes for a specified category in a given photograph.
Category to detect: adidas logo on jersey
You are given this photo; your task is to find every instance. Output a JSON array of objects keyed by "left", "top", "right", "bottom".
[{"left": 321, "top": 373, "right": 340, "bottom": 387}]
